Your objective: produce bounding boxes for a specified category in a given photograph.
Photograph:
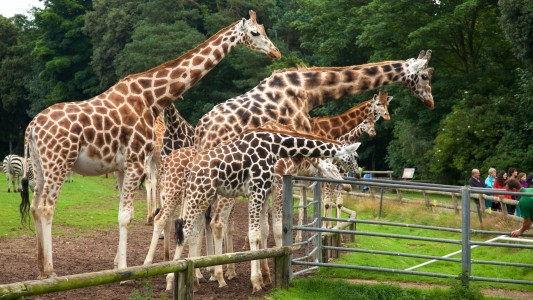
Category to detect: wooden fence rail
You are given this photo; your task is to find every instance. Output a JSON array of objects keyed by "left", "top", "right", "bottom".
[{"left": 0, "top": 247, "right": 291, "bottom": 300}]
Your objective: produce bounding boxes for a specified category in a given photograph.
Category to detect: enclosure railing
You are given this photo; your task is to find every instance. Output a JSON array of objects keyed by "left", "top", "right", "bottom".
[
  {"left": 282, "top": 175, "right": 533, "bottom": 287},
  {"left": 0, "top": 247, "right": 291, "bottom": 300}
]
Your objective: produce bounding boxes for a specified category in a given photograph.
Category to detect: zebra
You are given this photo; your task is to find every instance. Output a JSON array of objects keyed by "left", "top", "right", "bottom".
[{"left": 2, "top": 154, "right": 24, "bottom": 192}]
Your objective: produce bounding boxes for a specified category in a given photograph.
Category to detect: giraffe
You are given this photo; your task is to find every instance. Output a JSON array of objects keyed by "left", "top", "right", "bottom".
[
  {"left": 172, "top": 127, "right": 361, "bottom": 293},
  {"left": 193, "top": 49, "right": 432, "bottom": 255},
  {"left": 144, "top": 101, "right": 195, "bottom": 225},
  {"left": 144, "top": 111, "right": 166, "bottom": 225},
  {"left": 311, "top": 91, "right": 392, "bottom": 229},
  {"left": 18, "top": 10, "right": 281, "bottom": 280}
]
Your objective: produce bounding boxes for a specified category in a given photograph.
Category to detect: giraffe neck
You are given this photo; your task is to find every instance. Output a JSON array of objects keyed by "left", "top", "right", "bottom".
[
  {"left": 311, "top": 99, "right": 373, "bottom": 140},
  {"left": 120, "top": 20, "right": 244, "bottom": 115},
  {"left": 161, "top": 104, "right": 195, "bottom": 156},
  {"left": 337, "top": 121, "right": 371, "bottom": 144},
  {"left": 259, "top": 61, "right": 408, "bottom": 111}
]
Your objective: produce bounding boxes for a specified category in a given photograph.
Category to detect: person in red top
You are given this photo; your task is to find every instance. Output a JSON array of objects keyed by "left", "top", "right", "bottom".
[{"left": 493, "top": 170, "right": 509, "bottom": 213}]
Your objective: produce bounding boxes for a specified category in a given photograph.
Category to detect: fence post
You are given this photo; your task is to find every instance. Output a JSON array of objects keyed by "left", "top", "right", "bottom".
[
  {"left": 313, "top": 182, "right": 323, "bottom": 264},
  {"left": 451, "top": 193, "right": 459, "bottom": 213},
  {"left": 175, "top": 259, "right": 194, "bottom": 300},
  {"left": 282, "top": 175, "right": 294, "bottom": 281},
  {"left": 500, "top": 195, "right": 508, "bottom": 215},
  {"left": 461, "top": 186, "right": 471, "bottom": 287},
  {"left": 274, "top": 247, "right": 291, "bottom": 289},
  {"left": 423, "top": 190, "right": 430, "bottom": 208}
]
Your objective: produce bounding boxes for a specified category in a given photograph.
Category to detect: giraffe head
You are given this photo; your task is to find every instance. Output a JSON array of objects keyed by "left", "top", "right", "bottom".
[
  {"left": 372, "top": 91, "right": 391, "bottom": 121},
  {"left": 404, "top": 50, "right": 434, "bottom": 109},
  {"left": 361, "top": 118, "right": 376, "bottom": 137},
  {"left": 312, "top": 159, "right": 352, "bottom": 191},
  {"left": 331, "top": 142, "right": 361, "bottom": 178},
  {"left": 239, "top": 10, "right": 281, "bottom": 59}
]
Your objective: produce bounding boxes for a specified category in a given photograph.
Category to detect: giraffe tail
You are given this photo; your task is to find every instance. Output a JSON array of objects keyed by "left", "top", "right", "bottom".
[
  {"left": 20, "top": 128, "right": 31, "bottom": 227},
  {"left": 175, "top": 218, "right": 184, "bottom": 245},
  {"left": 153, "top": 207, "right": 161, "bottom": 217},
  {"left": 204, "top": 204, "right": 212, "bottom": 224}
]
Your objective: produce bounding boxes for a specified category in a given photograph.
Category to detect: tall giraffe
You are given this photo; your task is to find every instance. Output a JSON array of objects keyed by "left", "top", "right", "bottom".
[
  {"left": 19, "top": 10, "right": 281, "bottom": 279},
  {"left": 193, "top": 52, "right": 432, "bottom": 266},
  {"left": 173, "top": 128, "right": 361, "bottom": 293}
]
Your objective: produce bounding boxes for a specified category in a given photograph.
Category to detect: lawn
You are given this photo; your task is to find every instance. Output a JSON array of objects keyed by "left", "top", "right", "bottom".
[{"left": 0, "top": 174, "right": 145, "bottom": 238}]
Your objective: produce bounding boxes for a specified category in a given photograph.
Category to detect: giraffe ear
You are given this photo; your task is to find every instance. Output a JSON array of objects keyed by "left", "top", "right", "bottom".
[
  {"left": 427, "top": 68, "right": 434, "bottom": 78},
  {"left": 417, "top": 50, "right": 426, "bottom": 59},
  {"left": 387, "top": 96, "right": 393, "bottom": 104}
]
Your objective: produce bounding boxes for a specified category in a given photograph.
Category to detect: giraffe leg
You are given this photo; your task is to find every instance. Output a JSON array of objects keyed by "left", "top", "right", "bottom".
[
  {"left": 272, "top": 179, "right": 284, "bottom": 247},
  {"left": 163, "top": 219, "right": 171, "bottom": 261},
  {"left": 114, "top": 168, "right": 139, "bottom": 285},
  {"left": 210, "top": 207, "right": 228, "bottom": 288},
  {"left": 204, "top": 202, "right": 216, "bottom": 280},
  {"left": 224, "top": 206, "right": 237, "bottom": 279},
  {"left": 323, "top": 182, "right": 333, "bottom": 228},
  {"left": 248, "top": 193, "right": 266, "bottom": 294},
  {"left": 144, "top": 205, "right": 170, "bottom": 265},
  {"left": 260, "top": 198, "right": 271, "bottom": 287},
  {"left": 295, "top": 185, "right": 305, "bottom": 243}
]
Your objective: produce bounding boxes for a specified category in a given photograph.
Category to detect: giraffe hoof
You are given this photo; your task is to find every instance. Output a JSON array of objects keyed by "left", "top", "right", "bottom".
[
  {"left": 252, "top": 284, "right": 263, "bottom": 294},
  {"left": 225, "top": 271, "right": 237, "bottom": 280},
  {"left": 120, "top": 280, "right": 135, "bottom": 286},
  {"left": 218, "top": 281, "right": 228, "bottom": 288},
  {"left": 38, "top": 272, "right": 57, "bottom": 280},
  {"left": 209, "top": 275, "right": 217, "bottom": 282}
]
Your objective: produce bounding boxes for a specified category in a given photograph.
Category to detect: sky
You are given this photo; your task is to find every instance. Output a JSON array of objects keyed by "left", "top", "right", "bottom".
[{"left": 0, "top": 0, "right": 44, "bottom": 18}]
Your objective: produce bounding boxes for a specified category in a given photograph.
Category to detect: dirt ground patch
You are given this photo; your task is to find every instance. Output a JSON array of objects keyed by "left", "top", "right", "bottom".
[{"left": 0, "top": 199, "right": 276, "bottom": 300}]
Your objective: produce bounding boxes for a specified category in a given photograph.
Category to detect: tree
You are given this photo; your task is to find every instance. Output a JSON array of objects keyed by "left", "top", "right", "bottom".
[
  {"left": 0, "top": 15, "right": 40, "bottom": 155},
  {"left": 84, "top": 0, "right": 142, "bottom": 90},
  {"left": 32, "top": 0, "right": 99, "bottom": 106},
  {"left": 498, "top": 0, "right": 533, "bottom": 66}
]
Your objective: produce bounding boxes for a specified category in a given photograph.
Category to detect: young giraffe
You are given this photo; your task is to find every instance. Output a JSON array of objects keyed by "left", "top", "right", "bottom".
[
  {"left": 173, "top": 127, "right": 361, "bottom": 293},
  {"left": 312, "top": 92, "right": 392, "bottom": 228},
  {"left": 19, "top": 10, "right": 281, "bottom": 280},
  {"left": 324, "top": 118, "right": 378, "bottom": 225}
]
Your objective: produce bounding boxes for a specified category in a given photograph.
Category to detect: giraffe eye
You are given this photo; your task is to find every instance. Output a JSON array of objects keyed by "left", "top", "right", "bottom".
[
  {"left": 421, "top": 74, "right": 428, "bottom": 80},
  {"left": 251, "top": 31, "right": 260, "bottom": 37}
]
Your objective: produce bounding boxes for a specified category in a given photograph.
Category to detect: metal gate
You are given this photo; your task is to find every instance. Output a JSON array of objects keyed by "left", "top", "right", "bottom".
[{"left": 281, "top": 175, "right": 533, "bottom": 286}]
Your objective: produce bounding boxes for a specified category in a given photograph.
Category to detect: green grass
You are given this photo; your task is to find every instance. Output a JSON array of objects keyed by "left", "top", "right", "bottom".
[
  {"left": 314, "top": 196, "right": 533, "bottom": 292},
  {"left": 267, "top": 277, "right": 498, "bottom": 300},
  {"left": 0, "top": 174, "right": 144, "bottom": 237}
]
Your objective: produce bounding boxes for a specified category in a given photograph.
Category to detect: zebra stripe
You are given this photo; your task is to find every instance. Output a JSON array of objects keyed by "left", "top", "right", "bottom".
[{"left": 3, "top": 154, "right": 24, "bottom": 192}]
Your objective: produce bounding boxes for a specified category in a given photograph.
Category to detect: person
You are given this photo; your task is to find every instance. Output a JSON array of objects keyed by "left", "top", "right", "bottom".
[
  {"left": 527, "top": 173, "right": 533, "bottom": 188},
  {"left": 468, "top": 169, "right": 485, "bottom": 205},
  {"left": 516, "top": 172, "right": 528, "bottom": 217},
  {"left": 484, "top": 168, "right": 497, "bottom": 209},
  {"left": 361, "top": 167, "right": 372, "bottom": 192},
  {"left": 506, "top": 167, "right": 518, "bottom": 215},
  {"left": 507, "top": 178, "right": 533, "bottom": 237},
  {"left": 492, "top": 170, "right": 507, "bottom": 212}
]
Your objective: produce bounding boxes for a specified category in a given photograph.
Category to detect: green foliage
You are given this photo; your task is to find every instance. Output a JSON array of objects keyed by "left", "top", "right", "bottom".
[
  {"left": 84, "top": 0, "right": 142, "bottom": 90},
  {"left": 498, "top": 0, "right": 533, "bottom": 66},
  {"left": 130, "top": 281, "right": 167, "bottom": 300},
  {"left": 32, "top": 0, "right": 99, "bottom": 106},
  {"left": 0, "top": 0, "right": 531, "bottom": 183}
]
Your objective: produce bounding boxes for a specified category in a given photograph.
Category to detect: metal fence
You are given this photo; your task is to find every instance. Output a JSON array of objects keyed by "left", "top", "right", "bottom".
[{"left": 281, "top": 175, "right": 533, "bottom": 286}]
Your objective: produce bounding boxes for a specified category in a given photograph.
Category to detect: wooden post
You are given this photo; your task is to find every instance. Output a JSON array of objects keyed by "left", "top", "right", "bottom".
[
  {"left": 452, "top": 193, "right": 459, "bottom": 213},
  {"left": 479, "top": 194, "right": 486, "bottom": 212},
  {"left": 176, "top": 260, "right": 194, "bottom": 300},
  {"left": 423, "top": 191, "right": 430, "bottom": 208},
  {"left": 500, "top": 196, "right": 508, "bottom": 215},
  {"left": 274, "top": 247, "right": 291, "bottom": 289},
  {"left": 396, "top": 188, "right": 403, "bottom": 203}
]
